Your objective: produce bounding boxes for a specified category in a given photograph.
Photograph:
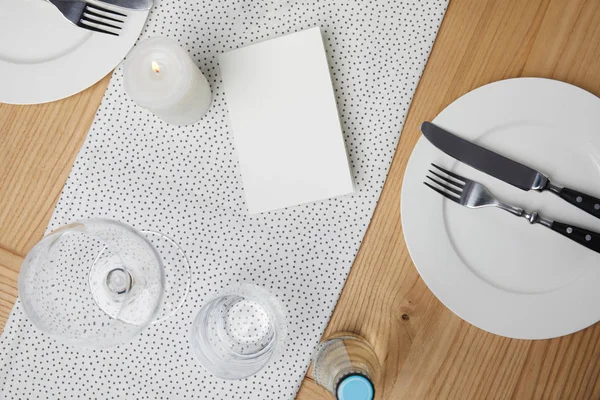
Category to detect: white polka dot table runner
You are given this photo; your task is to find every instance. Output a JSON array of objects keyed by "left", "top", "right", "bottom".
[{"left": 1, "top": 1, "right": 447, "bottom": 398}]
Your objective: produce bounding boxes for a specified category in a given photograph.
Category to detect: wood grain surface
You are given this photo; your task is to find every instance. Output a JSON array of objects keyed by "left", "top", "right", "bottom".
[{"left": 2, "top": 0, "right": 600, "bottom": 398}]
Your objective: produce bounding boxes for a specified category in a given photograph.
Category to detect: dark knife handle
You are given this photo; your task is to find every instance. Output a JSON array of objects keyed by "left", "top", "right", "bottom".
[
  {"left": 548, "top": 185, "right": 600, "bottom": 219},
  {"left": 551, "top": 221, "right": 600, "bottom": 254}
]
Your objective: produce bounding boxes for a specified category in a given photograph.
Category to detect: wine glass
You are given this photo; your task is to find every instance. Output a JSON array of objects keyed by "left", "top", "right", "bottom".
[
  {"left": 18, "top": 218, "right": 191, "bottom": 348},
  {"left": 190, "top": 283, "right": 287, "bottom": 379}
]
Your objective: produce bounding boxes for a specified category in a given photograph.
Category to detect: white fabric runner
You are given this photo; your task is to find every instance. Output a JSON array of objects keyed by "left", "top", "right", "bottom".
[{"left": 1, "top": 1, "right": 447, "bottom": 398}]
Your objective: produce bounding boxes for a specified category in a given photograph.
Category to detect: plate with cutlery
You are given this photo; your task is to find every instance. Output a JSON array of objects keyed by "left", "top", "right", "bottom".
[
  {"left": 0, "top": 0, "right": 151, "bottom": 104},
  {"left": 402, "top": 78, "right": 600, "bottom": 339}
]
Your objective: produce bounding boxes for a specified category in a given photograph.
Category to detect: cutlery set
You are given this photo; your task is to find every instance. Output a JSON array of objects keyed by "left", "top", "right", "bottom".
[{"left": 422, "top": 121, "right": 600, "bottom": 254}]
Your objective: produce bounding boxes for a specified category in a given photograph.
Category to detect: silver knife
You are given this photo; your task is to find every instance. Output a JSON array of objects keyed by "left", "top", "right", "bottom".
[
  {"left": 421, "top": 121, "right": 600, "bottom": 219},
  {"left": 97, "top": 0, "right": 153, "bottom": 11}
]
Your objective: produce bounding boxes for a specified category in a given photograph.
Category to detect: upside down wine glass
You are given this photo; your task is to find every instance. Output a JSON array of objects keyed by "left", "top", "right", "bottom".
[{"left": 18, "top": 218, "right": 191, "bottom": 348}]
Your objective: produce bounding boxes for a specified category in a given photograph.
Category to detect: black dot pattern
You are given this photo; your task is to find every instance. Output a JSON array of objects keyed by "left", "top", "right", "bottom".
[{"left": 0, "top": 0, "right": 447, "bottom": 398}]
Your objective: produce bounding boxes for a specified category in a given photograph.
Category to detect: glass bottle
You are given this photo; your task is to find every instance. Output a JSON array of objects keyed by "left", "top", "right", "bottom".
[{"left": 313, "top": 332, "right": 381, "bottom": 400}]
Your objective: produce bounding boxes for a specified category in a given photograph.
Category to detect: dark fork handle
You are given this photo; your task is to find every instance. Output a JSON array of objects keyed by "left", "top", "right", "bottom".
[
  {"left": 551, "top": 221, "right": 600, "bottom": 254},
  {"left": 548, "top": 184, "right": 600, "bottom": 219}
]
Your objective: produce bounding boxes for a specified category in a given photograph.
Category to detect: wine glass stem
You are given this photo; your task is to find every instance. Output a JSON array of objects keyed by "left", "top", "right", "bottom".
[{"left": 106, "top": 268, "right": 133, "bottom": 295}]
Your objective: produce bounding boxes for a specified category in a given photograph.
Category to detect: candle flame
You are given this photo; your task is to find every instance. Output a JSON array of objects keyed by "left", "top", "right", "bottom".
[{"left": 152, "top": 61, "right": 161, "bottom": 73}]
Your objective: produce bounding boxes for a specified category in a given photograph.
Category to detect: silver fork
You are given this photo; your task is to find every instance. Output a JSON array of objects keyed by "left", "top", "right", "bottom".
[
  {"left": 425, "top": 163, "right": 600, "bottom": 255},
  {"left": 47, "top": 0, "right": 127, "bottom": 36}
]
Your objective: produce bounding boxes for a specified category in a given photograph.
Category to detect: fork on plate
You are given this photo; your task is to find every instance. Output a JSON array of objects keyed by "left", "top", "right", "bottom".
[
  {"left": 424, "top": 163, "right": 600, "bottom": 254},
  {"left": 47, "top": 0, "right": 127, "bottom": 36}
]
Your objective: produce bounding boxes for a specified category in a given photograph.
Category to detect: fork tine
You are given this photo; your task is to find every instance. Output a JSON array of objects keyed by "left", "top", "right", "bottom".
[
  {"left": 426, "top": 175, "right": 463, "bottom": 196},
  {"left": 428, "top": 169, "right": 465, "bottom": 189},
  {"left": 80, "top": 15, "right": 122, "bottom": 30},
  {"left": 431, "top": 163, "right": 467, "bottom": 183},
  {"left": 76, "top": 21, "right": 119, "bottom": 36},
  {"left": 424, "top": 182, "right": 460, "bottom": 203},
  {"left": 86, "top": 3, "right": 127, "bottom": 17},
  {"left": 84, "top": 7, "right": 125, "bottom": 23}
]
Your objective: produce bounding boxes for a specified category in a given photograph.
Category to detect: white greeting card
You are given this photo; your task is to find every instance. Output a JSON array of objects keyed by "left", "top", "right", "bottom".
[{"left": 219, "top": 27, "right": 354, "bottom": 214}]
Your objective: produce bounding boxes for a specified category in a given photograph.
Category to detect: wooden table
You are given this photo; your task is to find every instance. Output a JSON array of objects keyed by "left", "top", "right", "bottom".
[{"left": 2, "top": 0, "right": 600, "bottom": 398}]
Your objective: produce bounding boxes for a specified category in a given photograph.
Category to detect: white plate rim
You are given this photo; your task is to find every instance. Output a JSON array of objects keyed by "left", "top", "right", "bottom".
[{"left": 0, "top": 0, "right": 149, "bottom": 105}]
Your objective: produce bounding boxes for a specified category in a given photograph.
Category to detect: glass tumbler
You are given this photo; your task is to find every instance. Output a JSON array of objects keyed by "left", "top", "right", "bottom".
[{"left": 190, "top": 283, "right": 287, "bottom": 379}]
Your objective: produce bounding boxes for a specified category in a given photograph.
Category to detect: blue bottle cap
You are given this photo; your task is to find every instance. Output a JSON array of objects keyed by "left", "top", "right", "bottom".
[{"left": 336, "top": 374, "right": 374, "bottom": 400}]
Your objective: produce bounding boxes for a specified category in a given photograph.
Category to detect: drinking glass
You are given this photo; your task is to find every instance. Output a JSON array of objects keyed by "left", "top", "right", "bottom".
[
  {"left": 190, "top": 283, "right": 287, "bottom": 379},
  {"left": 18, "top": 218, "right": 191, "bottom": 348}
]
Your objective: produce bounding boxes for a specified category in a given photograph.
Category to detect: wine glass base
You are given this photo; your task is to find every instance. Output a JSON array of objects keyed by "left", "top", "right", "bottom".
[
  {"left": 88, "top": 229, "right": 190, "bottom": 325},
  {"left": 140, "top": 230, "right": 191, "bottom": 323}
]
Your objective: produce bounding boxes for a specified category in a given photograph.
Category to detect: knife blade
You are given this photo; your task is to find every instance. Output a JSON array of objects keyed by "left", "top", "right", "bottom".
[
  {"left": 97, "top": 0, "right": 153, "bottom": 11},
  {"left": 421, "top": 121, "right": 600, "bottom": 219}
]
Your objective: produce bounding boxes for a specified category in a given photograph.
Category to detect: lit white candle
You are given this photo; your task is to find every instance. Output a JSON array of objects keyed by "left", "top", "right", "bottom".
[{"left": 123, "top": 37, "right": 212, "bottom": 126}]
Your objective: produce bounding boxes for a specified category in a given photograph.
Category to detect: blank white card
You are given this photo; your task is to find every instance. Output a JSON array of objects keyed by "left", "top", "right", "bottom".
[{"left": 219, "top": 27, "right": 354, "bottom": 214}]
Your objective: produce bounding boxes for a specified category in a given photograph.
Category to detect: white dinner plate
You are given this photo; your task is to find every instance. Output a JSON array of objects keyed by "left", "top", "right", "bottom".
[
  {"left": 401, "top": 78, "right": 600, "bottom": 339},
  {"left": 0, "top": 0, "right": 149, "bottom": 104}
]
